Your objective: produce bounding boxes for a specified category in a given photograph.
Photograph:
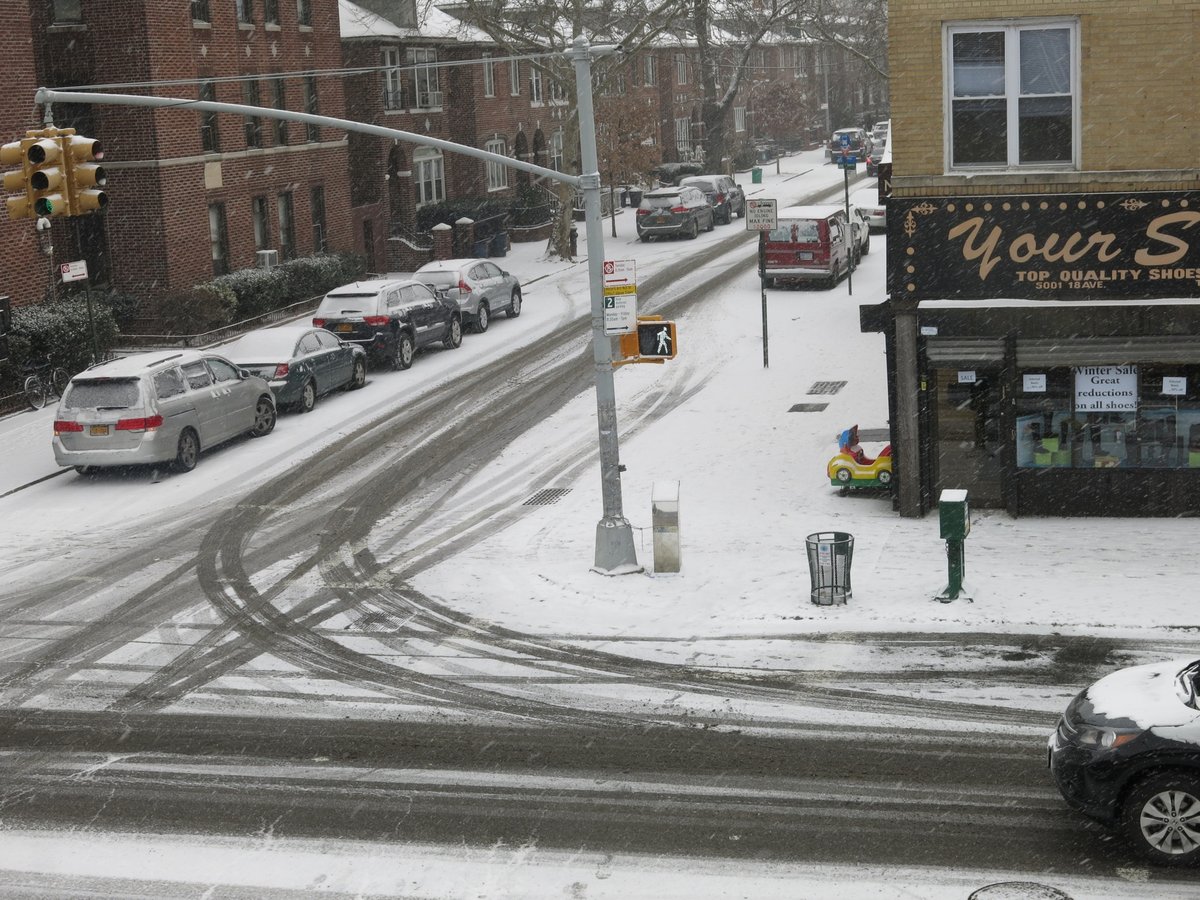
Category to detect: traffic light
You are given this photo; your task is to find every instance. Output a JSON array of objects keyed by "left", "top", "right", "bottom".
[
  {"left": 637, "top": 319, "right": 677, "bottom": 359},
  {"left": 27, "top": 133, "right": 67, "bottom": 218},
  {"left": 63, "top": 134, "right": 107, "bottom": 215},
  {"left": 2, "top": 136, "right": 35, "bottom": 220}
]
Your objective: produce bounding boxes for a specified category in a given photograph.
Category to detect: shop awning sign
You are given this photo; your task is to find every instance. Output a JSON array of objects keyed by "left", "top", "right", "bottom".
[{"left": 1073, "top": 365, "right": 1138, "bottom": 411}]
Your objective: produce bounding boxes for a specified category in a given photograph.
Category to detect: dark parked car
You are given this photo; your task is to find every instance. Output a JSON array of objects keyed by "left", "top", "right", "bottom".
[
  {"left": 865, "top": 139, "right": 887, "bottom": 176},
  {"left": 678, "top": 174, "right": 746, "bottom": 225},
  {"left": 635, "top": 186, "right": 715, "bottom": 242},
  {"left": 312, "top": 278, "right": 463, "bottom": 371},
  {"left": 827, "top": 127, "right": 872, "bottom": 163},
  {"left": 415, "top": 258, "right": 522, "bottom": 334},
  {"left": 220, "top": 325, "right": 367, "bottom": 413},
  {"left": 1049, "top": 657, "right": 1200, "bottom": 865}
]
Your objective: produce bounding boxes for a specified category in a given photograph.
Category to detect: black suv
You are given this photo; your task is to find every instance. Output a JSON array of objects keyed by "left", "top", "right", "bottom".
[
  {"left": 1049, "top": 657, "right": 1200, "bottom": 866},
  {"left": 313, "top": 278, "right": 463, "bottom": 370}
]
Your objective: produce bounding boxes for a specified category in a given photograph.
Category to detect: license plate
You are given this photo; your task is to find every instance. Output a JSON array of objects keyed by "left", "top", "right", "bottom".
[
  {"left": 798, "top": 251, "right": 813, "bottom": 260},
  {"left": 335, "top": 324, "right": 354, "bottom": 333},
  {"left": 90, "top": 424, "right": 109, "bottom": 436},
  {"left": 656, "top": 216, "right": 669, "bottom": 224}
]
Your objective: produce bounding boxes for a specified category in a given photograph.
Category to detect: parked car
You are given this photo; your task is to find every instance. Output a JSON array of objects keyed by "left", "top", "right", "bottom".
[
  {"left": 678, "top": 174, "right": 746, "bottom": 225},
  {"left": 762, "top": 205, "right": 852, "bottom": 288},
  {"left": 827, "top": 127, "right": 872, "bottom": 163},
  {"left": 312, "top": 278, "right": 463, "bottom": 371},
  {"left": 865, "top": 139, "right": 887, "bottom": 176},
  {"left": 850, "top": 187, "right": 886, "bottom": 232},
  {"left": 1049, "top": 657, "right": 1200, "bottom": 865},
  {"left": 872, "top": 119, "right": 890, "bottom": 143},
  {"left": 635, "top": 186, "right": 716, "bottom": 242},
  {"left": 415, "top": 258, "right": 522, "bottom": 334},
  {"left": 52, "top": 349, "right": 276, "bottom": 475},
  {"left": 846, "top": 204, "right": 872, "bottom": 262},
  {"left": 219, "top": 325, "right": 367, "bottom": 414}
]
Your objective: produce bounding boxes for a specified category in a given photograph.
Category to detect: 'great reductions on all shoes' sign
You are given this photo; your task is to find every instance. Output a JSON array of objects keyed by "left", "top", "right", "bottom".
[{"left": 1073, "top": 365, "right": 1138, "bottom": 412}]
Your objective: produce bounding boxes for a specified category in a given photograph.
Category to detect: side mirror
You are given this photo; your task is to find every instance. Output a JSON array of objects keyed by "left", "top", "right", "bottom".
[{"left": 238, "top": 368, "right": 251, "bottom": 379}]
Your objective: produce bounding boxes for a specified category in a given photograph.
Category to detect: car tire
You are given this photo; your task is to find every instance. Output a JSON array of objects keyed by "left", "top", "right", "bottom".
[
  {"left": 249, "top": 396, "right": 277, "bottom": 438},
  {"left": 473, "top": 303, "right": 490, "bottom": 334},
  {"left": 173, "top": 428, "right": 200, "bottom": 473},
  {"left": 349, "top": 357, "right": 367, "bottom": 390},
  {"left": 443, "top": 316, "right": 463, "bottom": 349},
  {"left": 828, "top": 263, "right": 841, "bottom": 289},
  {"left": 687, "top": 220, "right": 698, "bottom": 240},
  {"left": 834, "top": 468, "right": 853, "bottom": 484},
  {"left": 297, "top": 379, "right": 317, "bottom": 414},
  {"left": 877, "top": 469, "right": 892, "bottom": 486},
  {"left": 639, "top": 233, "right": 651, "bottom": 243},
  {"left": 1121, "top": 772, "right": 1200, "bottom": 866},
  {"left": 394, "top": 331, "right": 415, "bottom": 370},
  {"left": 507, "top": 289, "right": 522, "bottom": 318},
  {"left": 706, "top": 213, "right": 715, "bottom": 232},
  {"left": 862, "top": 235, "right": 871, "bottom": 256},
  {"left": 74, "top": 465, "right": 93, "bottom": 476}
]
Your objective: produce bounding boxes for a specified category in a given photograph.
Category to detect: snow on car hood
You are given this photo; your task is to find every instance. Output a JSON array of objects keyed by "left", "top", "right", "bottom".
[{"left": 1086, "top": 658, "right": 1200, "bottom": 736}]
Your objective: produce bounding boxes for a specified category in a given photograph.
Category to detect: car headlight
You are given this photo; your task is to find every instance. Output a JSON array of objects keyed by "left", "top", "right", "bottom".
[{"left": 1074, "top": 725, "right": 1142, "bottom": 749}]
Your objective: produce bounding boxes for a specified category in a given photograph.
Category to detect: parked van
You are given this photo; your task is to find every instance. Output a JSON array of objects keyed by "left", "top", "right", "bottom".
[{"left": 762, "top": 205, "right": 852, "bottom": 288}]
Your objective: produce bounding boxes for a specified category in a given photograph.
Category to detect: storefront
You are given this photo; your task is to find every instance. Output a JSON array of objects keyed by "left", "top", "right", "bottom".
[{"left": 865, "top": 189, "right": 1200, "bottom": 517}]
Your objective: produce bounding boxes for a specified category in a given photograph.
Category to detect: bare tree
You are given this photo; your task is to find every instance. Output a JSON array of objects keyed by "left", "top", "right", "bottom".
[{"left": 595, "top": 85, "right": 660, "bottom": 236}]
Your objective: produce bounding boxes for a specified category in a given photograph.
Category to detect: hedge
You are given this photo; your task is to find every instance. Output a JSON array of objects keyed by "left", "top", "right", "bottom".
[
  {"left": 1, "top": 298, "right": 119, "bottom": 388},
  {"left": 208, "top": 251, "right": 365, "bottom": 322}
]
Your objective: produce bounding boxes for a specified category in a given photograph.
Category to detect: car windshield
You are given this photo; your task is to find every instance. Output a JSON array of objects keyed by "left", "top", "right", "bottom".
[
  {"left": 221, "top": 331, "right": 303, "bottom": 360},
  {"left": 644, "top": 194, "right": 682, "bottom": 209},
  {"left": 768, "top": 219, "right": 820, "bottom": 242},
  {"left": 62, "top": 378, "right": 141, "bottom": 410}
]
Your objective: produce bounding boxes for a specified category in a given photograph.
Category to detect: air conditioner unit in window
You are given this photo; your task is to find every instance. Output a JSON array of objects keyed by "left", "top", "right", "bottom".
[{"left": 257, "top": 249, "right": 278, "bottom": 269}]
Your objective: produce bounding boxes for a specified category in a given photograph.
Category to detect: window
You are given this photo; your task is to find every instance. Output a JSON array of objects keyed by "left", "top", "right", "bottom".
[
  {"left": 530, "top": 66, "right": 543, "bottom": 104},
  {"left": 550, "top": 77, "right": 567, "bottom": 104},
  {"left": 311, "top": 185, "right": 327, "bottom": 253},
  {"left": 277, "top": 192, "right": 295, "bottom": 260},
  {"left": 53, "top": 0, "right": 83, "bottom": 23},
  {"left": 236, "top": 0, "right": 252, "bottom": 24},
  {"left": 181, "top": 360, "right": 214, "bottom": 390},
  {"left": 154, "top": 369, "right": 187, "bottom": 400},
  {"left": 206, "top": 358, "right": 240, "bottom": 383},
  {"left": 734, "top": 107, "right": 746, "bottom": 133},
  {"left": 485, "top": 138, "right": 507, "bottom": 191},
  {"left": 208, "top": 204, "right": 229, "bottom": 276},
  {"left": 675, "top": 117, "right": 691, "bottom": 155},
  {"left": 264, "top": 0, "right": 278, "bottom": 24},
  {"left": 483, "top": 53, "right": 495, "bottom": 97},
  {"left": 304, "top": 77, "right": 319, "bottom": 141},
  {"left": 199, "top": 81, "right": 219, "bottom": 153},
  {"left": 272, "top": 79, "right": 288, "bottom": 144},
  {"left": 675, "top": 53, "right": 688, "bottom": 86},
  {"left": 549, "top": 131, "right": 563, "bottom": 172},
  {"left": 408, "top": 48, "right": 440, "bottom": 108},
  {"left": 754, "top": 49, "right": 768, "bottom": 72},
  {"left": 252, "top": 196, "right": 269, "bottom": 252},
  {"left": 192, "top": 0, "right": 211, "bottom": 22},
  {"left": 413, "top": 148, "right": 444, "bottom": 207},
  {"left": 947, "top": 21, "right": 1076, "bottom": 168},
  {"left": 509, "top": 59, "right": 520, "bottom": 96},
  {"left": 243, "top": 80, "right": 262, "bottom": 148},
  {"left": 643, "top": 55, "right": 657, "bottom": 86},
  {"left": 383, "top": 47, "right": 403, "bottom": 109},
  {"left": 297, "top": 0, "right": 312, "bottom": 26}
]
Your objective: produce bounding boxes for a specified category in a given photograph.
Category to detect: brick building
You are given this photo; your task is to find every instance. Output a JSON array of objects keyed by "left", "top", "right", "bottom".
[{"left": 865, "top": 1, "right": 1200, "bottom": 517}]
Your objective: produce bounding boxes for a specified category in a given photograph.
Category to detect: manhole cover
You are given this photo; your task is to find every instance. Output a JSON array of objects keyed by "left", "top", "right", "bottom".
[
  {"left": 808, "top": 380, "right": 847, "bottom": 395},
  {"left": 969, "top": 883, "right": 1072, "bottom": 900},
  {"left": 789, "top": 403, "right": 829, "bottom": 412},
  {"left": 523, "top": 488, "right": 573, "bottom": 506}
]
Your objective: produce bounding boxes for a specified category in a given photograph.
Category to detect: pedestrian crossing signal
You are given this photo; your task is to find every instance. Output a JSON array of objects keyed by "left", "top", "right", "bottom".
[{"left": 637, "top": 320, "right": 676, "bottom": 359}]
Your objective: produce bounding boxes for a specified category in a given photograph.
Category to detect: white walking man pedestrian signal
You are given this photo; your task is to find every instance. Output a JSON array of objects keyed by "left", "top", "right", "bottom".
[{"left": 636, "top": 320, "right": 677, "bottom": 359}]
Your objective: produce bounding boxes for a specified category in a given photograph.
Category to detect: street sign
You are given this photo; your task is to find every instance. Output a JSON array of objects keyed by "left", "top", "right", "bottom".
[
  {"left": 60, "top": 259, "right": 88, "bottom": 282},
  {"left": 838, "top": 155, "right": 857, "bottom": 169},
  {"left": 839, "top": 133, "right": 851, "bottom": 148},
  {"left": 603, "top": 292, "right": 637, "bottom": 335},
  {"left": 745, "top": 198, "right": 777, "bottom": 232},
  {"left": 603, "top": 258, "right": 635, "bottom": 287}
]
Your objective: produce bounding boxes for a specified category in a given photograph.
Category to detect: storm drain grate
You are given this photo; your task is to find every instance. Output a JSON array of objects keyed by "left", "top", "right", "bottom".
[
  {"left": 808, "top": 381, "right": 847, "bottom": 395},
  {"left": 355, "top": 611, "right": 398, "bottom": 633},
  {"left": 523, "top": 488, "right": 573, "bottom": 506},
  {"left": 789, "top": 403, "right": 829, "bottom": 413}
]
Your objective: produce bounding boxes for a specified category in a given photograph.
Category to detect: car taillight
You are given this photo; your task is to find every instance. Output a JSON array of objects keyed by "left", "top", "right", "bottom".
[
  {"left": 636, "top": 208, "right": 650, "bottom": 216},
  {"left": 115, "top": 415, "right": 164, "bottom": 432},
  {"left": 458, "top": 279, "right": 471, "bottom": 293},
  {"left": 54, "top": 420, "right": 84, "bottom": 434},
  {"left": 313, "top": 318, "right": 326, "bottom": 328},
  {"left": 671, "top": 205, "right": 688, "bottom": 214},
  {"left": 273, "top": 363, "right": 290, "bottom": 378},
  {"left": 363, "top": 315, "right": 390, "bottom": 326},
  {"left": 715, "top": 193, "right": 725, "bottom": 204}
]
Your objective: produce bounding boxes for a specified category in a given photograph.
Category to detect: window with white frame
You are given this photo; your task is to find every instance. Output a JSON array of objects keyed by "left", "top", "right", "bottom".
[
  {"left": 946, "top": 20, "right": 1077, "bottom": 168},
  {"left": 643, "top": 55, "right": 657, "bottom": 86},
  {"left": 734, "top": 107, "right": 746, "bottom": 133},
  {"left": 408, "top": 47, "right": 440, "bottom": 109},
  {"left": 530, "top": 66, "right": 543, "bottom": 104},
  {"left": 485, "top": 138, "right": 507, "bottom": 190},
  {"left": 509, "top": 59, "right": 520, "bottom": 95},
  {"left": 550, "top": 76, "right": 567, "bottom": 104},
  {"left": 549, "top": 131, "right": 563, "bottom": 172},
  {"left": 674, "top": 116, "right": 691, "bottom": 154},
  {"left": 675, "top": 53, "right": 688, "bottom": 85},
  {"left": 414, "top": 148, "right": 444, "bottom": 206},
  {"left": 482, "top": 53, "right": 495, "bottom": 97},
  {"left": 383, "top": 47, "right": 403, "bottom": 109}
]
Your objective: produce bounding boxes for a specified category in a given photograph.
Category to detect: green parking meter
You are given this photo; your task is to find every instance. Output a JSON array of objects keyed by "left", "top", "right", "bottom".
[{"left": 935, "top": 489, "right": 972, "bottom": 603}]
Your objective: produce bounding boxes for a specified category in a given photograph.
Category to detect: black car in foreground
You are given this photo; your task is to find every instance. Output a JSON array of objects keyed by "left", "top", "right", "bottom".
[
  {"left": 221, "top": 325, "right": 367, "bottom": 413},
  {"left": 1049, "top": 657, "right": 1200, "bottom": 865}
]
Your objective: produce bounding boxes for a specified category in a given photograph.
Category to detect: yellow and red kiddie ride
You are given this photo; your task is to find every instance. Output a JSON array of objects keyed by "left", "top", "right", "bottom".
[{"left": 827, "top": 424, "right": 893, "bottom": 489}]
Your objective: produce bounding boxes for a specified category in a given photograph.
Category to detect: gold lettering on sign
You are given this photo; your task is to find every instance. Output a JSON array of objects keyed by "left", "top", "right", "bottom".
[
  {"left": 948, "top": 218, "right": 1003, "bottom": 280},
  {"left": 948, "top": 217, "right": 1123, "bottom": 281},
  {"left": 1134, "top": 212, "right": 1200, "bottom": 266}
]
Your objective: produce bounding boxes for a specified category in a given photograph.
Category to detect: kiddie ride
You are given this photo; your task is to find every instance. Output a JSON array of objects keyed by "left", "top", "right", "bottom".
[{"left": 827, "top": 425, "right": 893, "bottom": 490}]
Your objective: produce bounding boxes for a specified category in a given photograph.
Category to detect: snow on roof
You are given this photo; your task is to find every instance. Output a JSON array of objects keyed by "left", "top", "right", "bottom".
[{"left": 339, "top": 0, "right": 489, "bottom": 43}]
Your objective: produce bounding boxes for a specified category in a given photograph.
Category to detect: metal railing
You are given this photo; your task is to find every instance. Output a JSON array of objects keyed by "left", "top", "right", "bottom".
[{"left": 114, "top": 293, "right": 326, "bottom": 353}]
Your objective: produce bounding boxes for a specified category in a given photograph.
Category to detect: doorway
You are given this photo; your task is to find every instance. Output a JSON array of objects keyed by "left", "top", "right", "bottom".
[{"left": 931, "top": 368, "right": 1007, "bottom": 507}]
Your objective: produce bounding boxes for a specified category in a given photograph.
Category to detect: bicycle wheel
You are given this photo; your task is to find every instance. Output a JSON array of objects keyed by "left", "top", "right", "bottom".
[
  {"left": 50, "top": 367, "right": 70, "bottom": 398},
  {"left": 24, "top": 375, "right": 47, "bottom": 410}
]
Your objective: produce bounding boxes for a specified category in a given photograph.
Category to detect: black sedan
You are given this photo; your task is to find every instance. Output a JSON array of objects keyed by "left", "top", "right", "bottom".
[{"left": 220, "top": 324, "right": 367, "bottom": 413}]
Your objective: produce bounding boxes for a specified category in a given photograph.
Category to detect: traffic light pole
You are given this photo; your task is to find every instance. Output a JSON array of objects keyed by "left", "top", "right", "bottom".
[{"left": 35, "top": 37, "right": 642, "bottom": 575}]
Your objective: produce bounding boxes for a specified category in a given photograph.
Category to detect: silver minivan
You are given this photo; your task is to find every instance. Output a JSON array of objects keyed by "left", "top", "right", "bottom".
[{"left": 52, "top": 349, "right": 277, "bottom": 474}]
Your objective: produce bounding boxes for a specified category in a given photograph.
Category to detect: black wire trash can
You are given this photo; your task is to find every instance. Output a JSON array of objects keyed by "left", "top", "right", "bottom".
[{"left": 805, "top": 532, "right": 854, "bottom": 605}]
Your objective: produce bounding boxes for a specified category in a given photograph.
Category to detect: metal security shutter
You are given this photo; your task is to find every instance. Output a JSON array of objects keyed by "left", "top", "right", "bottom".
[
  {"left": 924, "top": 338, "right": 1006, "bottom": 366},
  {"left": 1016, "top": 337, "right": 1200, "bottom": 367}
]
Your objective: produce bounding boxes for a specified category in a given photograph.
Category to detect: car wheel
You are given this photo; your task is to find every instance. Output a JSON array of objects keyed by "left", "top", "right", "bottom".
[
  {"left": 473, "top": 303, "right": 490, "bottom": 334},
  {"left": 394, "top": 331, "right": 415, "bottom": 370},
  {"left": 1121, "top": 772, "right": 1200, "bottom": 866},
  {"left": 687, "top": 220, "right": 698, "bottom": 240},
  {"left": 834, "top": 468, "right": 853, "bottom": 484},
  {"left": 877, "top": 469, "right": 892, "bottom": 486},
  {"left": 828, "top": 263, "right": 841, "bottom": 289},
  {"left": 639, "top": 233, "right": 652, "bottom": 243},
  {"left": 74, "top": 465, "right": 93, "bottom": 476},
  {"left": 297, "top": 379, "right": 317, "bottom": 414},
  {"left": 249, "top": 396, "right": 277, "bottom": 437},
  {"left": 862, "top": 235, "right": 871, "bottom": 256},
  {"left": 706, "top": 212, "right": 715, "bottom": 232},
  {"left": 444, "top": 316, "right": 463, "bottom": 349},
  {"left": 507, "top": 289, "right": 522, "bottom": 318},
  {"left": 349, "top": 357, "right": 367, "bottom": 390},
  {"left": 173, "top": 428, "right": 200, "bottom": 473}
]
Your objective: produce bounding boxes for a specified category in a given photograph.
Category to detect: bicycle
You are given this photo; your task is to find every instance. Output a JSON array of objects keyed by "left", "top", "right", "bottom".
[{"left": 23, "top": 356, "right": 71, "bottom": 410}]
